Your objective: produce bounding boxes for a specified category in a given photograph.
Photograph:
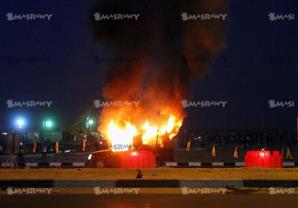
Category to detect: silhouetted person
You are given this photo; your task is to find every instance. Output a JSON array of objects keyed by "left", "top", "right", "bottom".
[
  {"left": 32, "top": 136, "right": 37, "bottom": 153},
  {"left": 41, "top": 142, "right": 48, "bottom": 161},
  {"left": 136, "top": 169, "right": 143, "bottom": 179},
  {"left": 7, "top": 130, "right": 18, "bottom": 168},
  {"left": 17, "top": 142, "right": 25, "bottom": 167}
]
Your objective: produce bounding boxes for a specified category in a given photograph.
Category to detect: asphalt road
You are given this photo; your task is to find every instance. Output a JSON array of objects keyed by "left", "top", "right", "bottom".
[{"left": 1, "top": 194, "right": 297, "bottom": 208}]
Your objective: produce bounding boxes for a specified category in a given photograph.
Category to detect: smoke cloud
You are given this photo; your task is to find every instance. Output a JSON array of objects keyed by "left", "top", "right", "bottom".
[{"left": 90, "top": 0, "right": 229, "bottom": 131}]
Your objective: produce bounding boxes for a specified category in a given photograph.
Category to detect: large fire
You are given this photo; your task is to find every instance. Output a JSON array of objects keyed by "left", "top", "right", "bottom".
[
  {"left": 99, "top": 105, "right": 184, "bottom": 151},
  {"left": 93, "top": 0, "right": 228, "bottom": 152}
]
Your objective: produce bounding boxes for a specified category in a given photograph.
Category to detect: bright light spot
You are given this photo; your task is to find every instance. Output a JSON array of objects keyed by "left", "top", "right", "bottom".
[
  {"left": 44, "top": 120, "right": 53, "bottom": 129},
  {"left": 15, "top": 117, "right": 26, "bottom": 129},
  {"left": 2, "top": 132, "right": 7, "bottom": 135},
  {"left": 88, "top": 119, "right": 94, "bottom": 125},
  {"left": 88, "top": 154, "right": 92, "bottom": 160},
  {"left": 86, "top": 118, "right": 95, "bottom": 129},
  {"left": 108, "top": 120, "right": 137, "bottom": 151},
  {"left": 131, "top": 151, "right": 138, "bottom": 156},
  {"left": 259, "top": 151, "right": 265, "bottom": 158}
]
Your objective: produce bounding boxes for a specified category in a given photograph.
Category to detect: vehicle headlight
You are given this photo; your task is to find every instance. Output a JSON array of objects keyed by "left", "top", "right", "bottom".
[{"left": 88, "top": 154, "right": 92, "bottom": 160}]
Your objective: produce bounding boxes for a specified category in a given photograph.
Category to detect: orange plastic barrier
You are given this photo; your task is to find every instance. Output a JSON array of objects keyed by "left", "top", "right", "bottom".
[
  {"left": 116, "top": 150, "right": 156, "bottom": 168},
  {"left": 244, "top": 150, "right": 283, "bottom": 168}
]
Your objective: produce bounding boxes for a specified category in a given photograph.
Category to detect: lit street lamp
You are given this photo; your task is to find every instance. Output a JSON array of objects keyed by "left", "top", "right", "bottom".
[
  {"left": 43, "top": 119, "right": 54, "bottom": 130},
  {"left": 86, "top": 117, "right": 95, "bottom": 129},
  {"left": 15, "top": 117, "right": 26, "bottom": 129}
]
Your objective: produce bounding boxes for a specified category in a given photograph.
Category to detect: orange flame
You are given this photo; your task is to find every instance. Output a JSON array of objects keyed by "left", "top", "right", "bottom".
[
  {"left": 97, "top": 59, "right": 186, "bottom": 151},
  {"left": 100, "top": 107, "right": 184, "bottom": 151},
  {"left": 107, "top": 120, "right": 137, "bottom": 151}
]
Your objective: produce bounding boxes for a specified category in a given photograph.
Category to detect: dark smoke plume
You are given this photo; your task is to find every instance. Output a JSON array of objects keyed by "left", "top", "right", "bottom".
[{"left": 90, "top": 0, "right": 229, "bottom": 130}]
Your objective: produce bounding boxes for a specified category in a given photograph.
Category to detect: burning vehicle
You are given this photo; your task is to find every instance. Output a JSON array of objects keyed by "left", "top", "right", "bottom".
[
  {"left": 87, "top": 144, "right": 175, "bottom": 168},
  {"left": 87, "top": 115, "right": 181, "bottom": 168},
  {"left": 87, "top": 149, "right": 157, "bottom": 168}
]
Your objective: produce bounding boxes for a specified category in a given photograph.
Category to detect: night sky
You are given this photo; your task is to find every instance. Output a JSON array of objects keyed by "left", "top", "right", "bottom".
[{"left": 0, "top": 0, "right": 297, "bottom": 131}]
